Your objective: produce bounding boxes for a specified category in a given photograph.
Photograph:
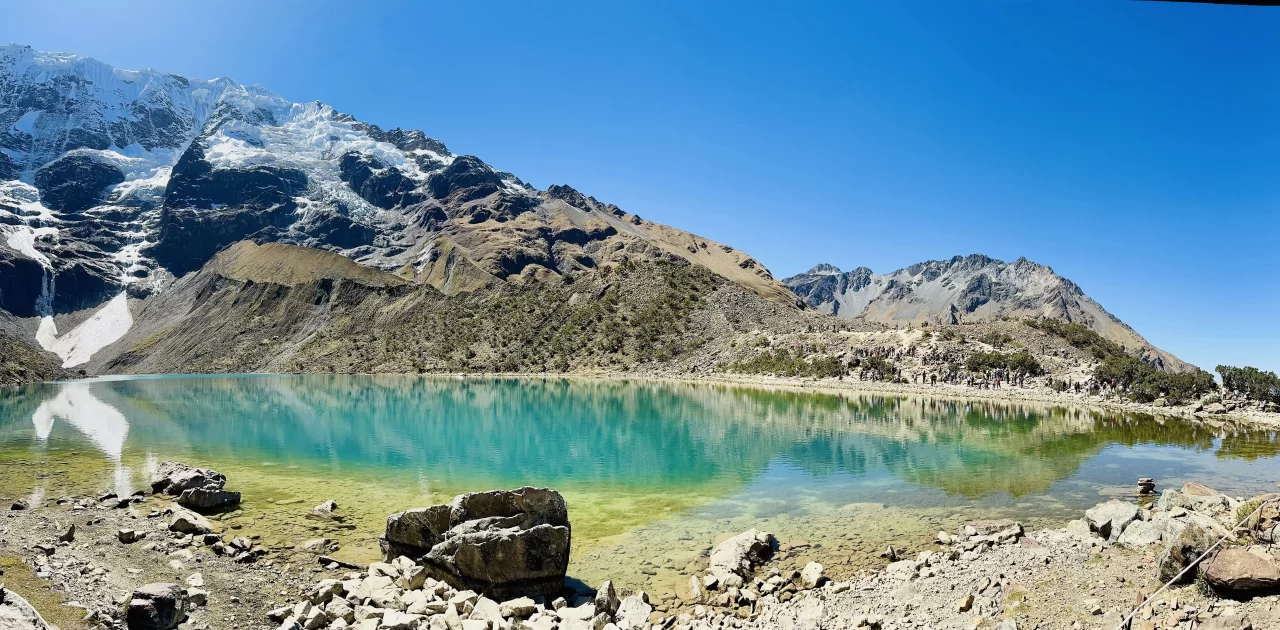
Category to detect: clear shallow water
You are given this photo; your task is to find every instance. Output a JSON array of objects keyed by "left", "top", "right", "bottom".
[{"left": 3, "top": 374, "right": 1280, "bottom": 595}]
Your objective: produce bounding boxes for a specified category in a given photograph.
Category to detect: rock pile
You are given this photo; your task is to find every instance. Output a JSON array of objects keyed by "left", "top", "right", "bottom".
[
  {"left": 269, "top": 559, "right": 653, "bottom": 630},
  {"left": 1068, "top": 481, "right": 1280, "bottom": 600},
  {"left": 150, "top": 461, "right": 241, "bottom": 514},
  {"left": 380, "top": 487, "right": 571, "bottom": 599}
]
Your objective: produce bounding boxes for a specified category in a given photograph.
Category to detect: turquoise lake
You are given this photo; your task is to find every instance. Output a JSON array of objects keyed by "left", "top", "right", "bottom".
[{"left": 3, "top": 374, "right": 1279, "bottom": 594}]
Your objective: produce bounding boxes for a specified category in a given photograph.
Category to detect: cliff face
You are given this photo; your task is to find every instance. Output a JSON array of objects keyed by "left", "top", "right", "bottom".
[{"left": 785, "top": 255, "right": 1192, "bottom": 373}]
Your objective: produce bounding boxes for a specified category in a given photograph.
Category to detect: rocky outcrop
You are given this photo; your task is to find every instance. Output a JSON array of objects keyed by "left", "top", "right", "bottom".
[
  {"left": 709, "top": 529, "right": 778, "bottom": 582},
  {"left": 380, "top": 487, "right": 571, "bottom": 599},
  {"left": 33, "top": 154, "right": 124, "bottom": 213},
  {"left": 125, "top": 583, "right": 188, "bottom": 629},
  {"left": 1084, "top": 499, "right": 1139, "bottom": 542},
  {"left": 150, "top": 461, "right": 240, "bottom": 513},
  {"left": 784, "top": 255, "right": 1193, "bottom": 372},
  {"left": 0, "top": 586, "right": 54, "bottom": 629}
]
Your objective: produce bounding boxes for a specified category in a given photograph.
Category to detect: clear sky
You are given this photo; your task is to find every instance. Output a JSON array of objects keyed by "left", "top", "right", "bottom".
[{"left": 3, "top": 0, "right": 1277, "bottom": 373}]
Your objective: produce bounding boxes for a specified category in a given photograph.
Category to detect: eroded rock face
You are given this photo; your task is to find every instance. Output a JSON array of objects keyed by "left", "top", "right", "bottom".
[
  {"left": 709, "top": 529, "right": 778, "bottom": 580},
  {"left": 34, "top": 154, "right": 125, "bottom": 213},
  {"left": 381, "top": 487, "right": 570, "bottom": 599}
]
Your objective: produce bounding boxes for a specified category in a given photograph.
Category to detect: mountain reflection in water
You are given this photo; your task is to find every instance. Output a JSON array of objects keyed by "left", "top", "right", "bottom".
[{"left": 3, "top": 375, "right": 1280, "bottom": 508}]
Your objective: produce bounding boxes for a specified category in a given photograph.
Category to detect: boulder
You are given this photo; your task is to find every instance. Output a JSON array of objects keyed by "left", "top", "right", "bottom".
[
  {"left": 118, "top": 529, "right": 146, "bottom": 544},
  {"left": 963, "top": 519, "right": 1019, "bottom": 537},
  {"left": 614, "top": 593, "right": 652, "bottom": 630},
  {"left": 177, "top": 487, "right": 240, "bottom": 514},
  {"left": 1202, "top": 548, "right": 1280, "bottom": 599},
  {"left": 0, "top": 586, "right": 55, "bottom": 629},
  {"left": 800, "top": 562, "right": 826, "bottom": 588},
  {"left": 150, "top": 461, "right": 226, "bottom": 496},
  {"left": 308, "top": 499, "right": 341, "bottom": 521},
  {"left": 126, "top": 583, "right": 188, "bottom": 629},
  {"left": 1118, "top": 520, "right": 1162, "bottom": 547},
  {"left": 709, "top": 529, "right": 778, "bottom": 580},
  {"left": 593, "top": 580, "right": 619, "bottom": 615},
  {"left": 1085, "top": 500, "right": 1140, "bottom": 541},
  {"left": 1158, "top": 519, "right": 1222, "bottom": 583},
  {"left": 169, "top": 509, "right": 213, "bottom": 535},
  {"left": 382, "top": 487, "right": 571, "bottom": 599},
  {"left": 1064, "top": 519, "right": 1095, "bottom": 540}
]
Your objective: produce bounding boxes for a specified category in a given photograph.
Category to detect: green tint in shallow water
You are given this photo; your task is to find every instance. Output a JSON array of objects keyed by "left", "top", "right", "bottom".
[{"left": 3, "top": 375, "right": 1280, "bottom": 594}]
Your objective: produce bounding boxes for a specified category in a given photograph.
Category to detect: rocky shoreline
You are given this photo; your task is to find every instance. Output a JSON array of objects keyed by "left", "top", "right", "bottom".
[{"left": 4, "top": 459, "right": 1280, "bottom": 630}]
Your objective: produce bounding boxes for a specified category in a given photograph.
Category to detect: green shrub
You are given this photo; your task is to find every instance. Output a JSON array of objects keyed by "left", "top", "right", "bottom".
[
  {"left": 1095, "top": 356, "right": 1216, "bottom": 404},
  {"left": 726, "top": 349, "right": 844, "bottom": 378},
  {"left": 1216, "top": 365, "right": 1280, "bottom": 403},
  {"left": 965, "top": 350, "right": 1044, "bottom": 376},
  {"left": 1023, "top": 318, "right": 1126, "bottom": 360},
  {"left": 978, "top": 331, "right": 1013, "bottom": 348}
]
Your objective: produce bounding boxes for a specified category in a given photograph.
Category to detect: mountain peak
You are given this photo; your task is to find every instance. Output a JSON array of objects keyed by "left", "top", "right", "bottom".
[{"left": 805, "top": 263, "right": 842, "bottom": 275}]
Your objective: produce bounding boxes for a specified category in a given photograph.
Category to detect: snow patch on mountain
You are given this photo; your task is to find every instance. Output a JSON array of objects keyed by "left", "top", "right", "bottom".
[{"left": 37, "top": 292, "right": 133, "bottom": 367}]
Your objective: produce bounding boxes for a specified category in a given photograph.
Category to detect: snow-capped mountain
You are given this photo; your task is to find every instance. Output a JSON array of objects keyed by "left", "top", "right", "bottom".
[
  {"left": 0, "top": 45, "right": 793, "bottom": 366},
  {"left": 784, "top": 254, "right": 1192, "bottom": 372}
]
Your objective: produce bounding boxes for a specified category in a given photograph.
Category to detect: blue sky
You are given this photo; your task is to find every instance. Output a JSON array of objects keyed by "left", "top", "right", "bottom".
[{"left": 4, "top": 0, "right": 1277, "bottom": 373}]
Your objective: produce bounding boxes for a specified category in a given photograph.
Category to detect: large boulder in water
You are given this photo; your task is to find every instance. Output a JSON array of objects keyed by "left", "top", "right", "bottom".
[
  {"left": 151, "top": 461, "right": 239, "bottom": 513},
  {"left": 150, "top": 461, "right": 227, "bottom": 495},
  {"left": 1201, "top": 548, "right": 1280, "bottom": 599},
  {"left": 0, "top": 586, "right": 55, "bottom": 629},
  {"left": 709, "top": 529, "right": 778, "bottom": 581},
  {"left": 381, "top": 487, "right": 571, "bottom": 599}
]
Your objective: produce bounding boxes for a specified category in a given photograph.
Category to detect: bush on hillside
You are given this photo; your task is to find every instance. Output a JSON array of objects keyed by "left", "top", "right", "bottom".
[
  {"left": 978, "top": 331, "right": 1013, "bottom": 348},
  {"left": 964, "top": 350, "right": 1044, "bottom": 376},
  {"left": 726, "top": 349, "right": 844, "bottom": 379},
  {"left": 1094, "top": 356, "right": 1216, "bottom": 404},
  {"left": 1023, "top": 318, "right": 1126, "bottom": 360},
  {"left": 1216, "top": 365, "right": 1280, "bottom": 403}
]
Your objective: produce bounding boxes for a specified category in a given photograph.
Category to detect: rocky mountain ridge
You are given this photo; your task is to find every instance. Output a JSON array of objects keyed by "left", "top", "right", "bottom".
[
  {"left": 0, "top": 44, "right": 794, "bottom": 368},
  {"left": 784, "top": 254, "right": 1191, "bottom": 372}
]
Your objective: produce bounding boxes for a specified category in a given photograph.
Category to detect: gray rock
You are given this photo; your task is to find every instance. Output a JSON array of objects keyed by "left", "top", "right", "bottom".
[
  {"left": 169, "top": 509, "right": 213, "bottom": 535},
  {"left": 177, "top": 487, "right": 241, "bottom": 513},
  {"left": 150, "top": 461, "right": 227, "bottom": 495},
  {"left": 800, "top": 561, "right": 825, "bottom": 588},
  {"left": 58, "top": 523, "right": 75, "bottom": 543},
  {"left": 614, "top": 593, "right": 652, "bottom": 630},
  {"left": 1118, "top": 520, "right": 1163, "bottom": 547},
  {"left": 126, "top": 583, "right": 189, "bottom": 629},
  {"left": 1085, "top": 499, "right": 1139, "bottom": 541},
  {"left": 308, "top": 499, "right": 341, "bottom": 521},
  {"left": 383, "top": 487, "right": 571, "bottom": 599},
  {"left": 118, "top": 529, "right": 146, "bottom": 544},
  {"left": 593, "top": 580, "right": 619, "bottom": 615},
  {"left": 1158, "top": 519, "right": 1222, "bottom": 583},
  {"left": 709, "top": 529, "right": 777, "bottom": 580},
  {"left": 0, "top": 586, "right": 55, "bottom": 629},
  {"left": 1064, "top": 519, "right": 1095, "bottom": 540}
]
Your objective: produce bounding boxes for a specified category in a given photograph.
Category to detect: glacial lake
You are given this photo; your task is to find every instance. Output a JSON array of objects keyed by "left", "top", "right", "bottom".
[{"left": 3, "top": 374, "right": 1280, "bottom": 596}]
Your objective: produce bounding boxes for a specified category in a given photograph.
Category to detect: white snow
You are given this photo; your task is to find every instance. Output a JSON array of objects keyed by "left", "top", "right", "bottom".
[
  {"left": 36, "top": 292, "right": 133, "bottom": 367},
  {"left": 0, "top": 180, "right": 57, "bottom": 221},
  {"left": 2, "top": 224, "right": 59, "bottom": 268},
  {"left": 11, "top": 110, "right": 38, "bottom": 134}
]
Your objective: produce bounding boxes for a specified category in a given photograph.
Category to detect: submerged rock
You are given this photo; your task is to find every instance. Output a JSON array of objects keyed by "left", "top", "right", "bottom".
[
  {"left": 381, "top": 487, "right": 571, "bottom": 599},
  {"left": 169, "top": 509, "right": 213, "bottom": 535},
  {"left": 176, "top": 487, "right": 240, "bottom": 513}
]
